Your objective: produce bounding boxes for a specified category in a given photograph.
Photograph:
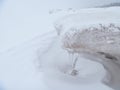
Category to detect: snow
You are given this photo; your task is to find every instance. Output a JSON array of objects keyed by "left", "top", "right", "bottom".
[
  {"left": 55, "top": 7, "right": 120, "bottom": 37},
  {"left": 0, "top": 0, "right": 120, "bottom": 90}
]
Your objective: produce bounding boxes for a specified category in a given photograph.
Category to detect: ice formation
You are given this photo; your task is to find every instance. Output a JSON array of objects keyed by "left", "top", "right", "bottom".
[
  {"left": 39, "top": 7, "right": 120, "bottom": 90},
  {"left": 56, "top": 23, "right": 120, "bottom": 90}
]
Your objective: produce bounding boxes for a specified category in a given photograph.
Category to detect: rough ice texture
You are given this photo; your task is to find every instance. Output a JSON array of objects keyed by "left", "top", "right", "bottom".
[
  {"left": 62, "top": 24, "right": 120, "bottom": 56},
  {"left": 63, "top": 26, "right": 120, "bottom": 90},
  {"left": 61, "top": 24, "right": 120, "bottom": 90}
]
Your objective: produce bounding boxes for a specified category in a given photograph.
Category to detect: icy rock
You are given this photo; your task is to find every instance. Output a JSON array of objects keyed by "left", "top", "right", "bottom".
[{"left": 58, "top": 24, "right": 120, "bottom": 90}]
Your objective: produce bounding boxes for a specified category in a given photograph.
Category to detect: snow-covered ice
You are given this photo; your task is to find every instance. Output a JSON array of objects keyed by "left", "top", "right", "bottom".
[{"left": 0, "top": 0, "right": 120, "bottom": 90}]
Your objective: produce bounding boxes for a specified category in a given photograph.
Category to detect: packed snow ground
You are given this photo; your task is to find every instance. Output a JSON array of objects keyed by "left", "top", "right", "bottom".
[{"left": 0, "top": 0, "right": 120, "bottom": 90}]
